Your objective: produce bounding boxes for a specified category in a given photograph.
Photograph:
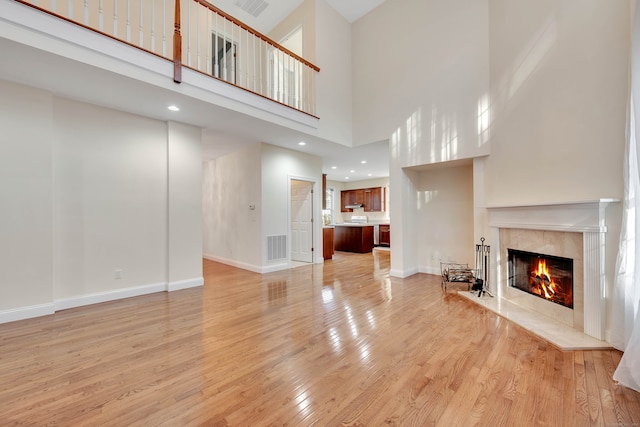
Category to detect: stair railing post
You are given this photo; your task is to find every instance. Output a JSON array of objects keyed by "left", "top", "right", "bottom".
[{"left": 173, "top": 0, "right": 182, "bottom": 83}]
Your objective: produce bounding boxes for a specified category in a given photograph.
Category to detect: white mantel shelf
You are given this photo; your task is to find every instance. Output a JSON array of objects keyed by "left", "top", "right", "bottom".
[{"left": 484, "top": 199, "right": 620, "bottom": 209}]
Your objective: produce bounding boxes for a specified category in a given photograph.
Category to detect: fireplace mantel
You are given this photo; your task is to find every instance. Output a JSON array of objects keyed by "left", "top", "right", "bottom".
[
  {"left": 486, "top": 199, "right": 619, "bottom": 233},
  {"left": 484, "top": 199, "right": 621, "bottom": 344}
]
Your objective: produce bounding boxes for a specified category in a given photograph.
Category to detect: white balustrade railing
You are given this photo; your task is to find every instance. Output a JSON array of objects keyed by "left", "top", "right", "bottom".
[{"left": 17, "top": 0, "right": 318, "bottom": 116}]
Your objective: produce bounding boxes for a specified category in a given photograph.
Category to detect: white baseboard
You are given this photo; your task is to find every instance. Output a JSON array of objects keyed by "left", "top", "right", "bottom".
[
  {"left": 203, "top": 253, "right": 269, "bottom": 274},
  {"left": 0, "top": 302, "right": 55, "bottom": 324},
  {"left": 389, "top": 266, "right": 420, "bottom": 278},
  {"left": 168, "top": 277, "right": 204, "bottom": 291},
  {"left": 54, "top": 282, "right": 168, "bottom": 311},
  {"left": 261, "top": 263, "right": 289, "bottom": 273},
  {"left": 419, "top": 266, "right": 441, "bottom": 276},
  {"left": 1, "top": 277, "right": 207, "bottom": 325}
]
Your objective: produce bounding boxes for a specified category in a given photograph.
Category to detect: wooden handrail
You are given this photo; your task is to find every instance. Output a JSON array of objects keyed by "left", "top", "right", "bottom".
[{"left": 191, "top": 0, "right": 320, "bottom": 72}]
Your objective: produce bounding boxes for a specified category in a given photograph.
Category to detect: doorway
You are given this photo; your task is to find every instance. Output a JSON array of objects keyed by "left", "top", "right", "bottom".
[{"left": 290, "top": 179, "right": 314, "bottom": 263}]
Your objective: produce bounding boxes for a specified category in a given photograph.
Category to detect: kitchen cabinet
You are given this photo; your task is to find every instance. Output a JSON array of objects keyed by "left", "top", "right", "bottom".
[
  {"left": 323, "top": 227, "right": 334, "bottom": 260},
  {"left": 334, "top": 225, "right": 374, "bottom": 253},
  {"left": 341, "top": 189, "right": 364, "bottom": 212},
  {"left": 341, "top": 188, "right": 383, "bottom": 212},
  {"left": 322, "top": 174, "right": 327, "bottom": 210},
  {"left": 364, "top": 187, "right": 382, "bottom": 212},
  {"left": 379, "top": 224, "right": 390, "bottom": 247}
]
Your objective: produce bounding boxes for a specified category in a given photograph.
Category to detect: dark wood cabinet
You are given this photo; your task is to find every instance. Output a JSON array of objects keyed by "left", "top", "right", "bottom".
[
  {"left": 322, "top": 174, "right": 327, "bottom": 210},
  {"left": 334, "top": 225, "right": 374, "bottom": 253},
  {"left": 364, "top": 187, "right": 382, "bottom": 212},
  {"left": 379, "top": 224, "right": 390, "bottom": 247},
  {"left": 340, "top": 189, "right": 364, "bottom": 212},
  {"left": 323, "top": 227, "right": 334, "bottom": 260},
  {"left": 341, "top": 187, "right": 382, "bottom": 212}
]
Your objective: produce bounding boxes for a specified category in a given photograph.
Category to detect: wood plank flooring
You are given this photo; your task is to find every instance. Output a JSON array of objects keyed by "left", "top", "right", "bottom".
[{"left": 1, "top": 251, "right": 639, "bottom": 426}]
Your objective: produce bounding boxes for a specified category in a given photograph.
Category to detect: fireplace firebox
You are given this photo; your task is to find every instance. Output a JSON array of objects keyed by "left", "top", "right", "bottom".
[{"left": 508, "top": 249, "right": 574, "bottom": 309}]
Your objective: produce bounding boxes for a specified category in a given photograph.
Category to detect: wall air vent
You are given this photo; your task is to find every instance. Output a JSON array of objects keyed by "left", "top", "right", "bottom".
[
  {"left": 267, "top": 235, "right": 287, "bottom": 261},
  {"left": 234, "top": 0, "right": 269, "bottom": 18}
]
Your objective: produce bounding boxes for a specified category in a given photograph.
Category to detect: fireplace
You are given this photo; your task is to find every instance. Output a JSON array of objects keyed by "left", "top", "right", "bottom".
[
  {"left": 485, "top": 199, "right": 621, "bottom": 342},
  {"left": 508, "top": 249, "right": 573, "bottom": 309}
]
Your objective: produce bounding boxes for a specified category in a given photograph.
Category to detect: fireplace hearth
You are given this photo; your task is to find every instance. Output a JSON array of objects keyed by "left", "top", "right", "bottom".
[{"left": 508, "top": 249, "right": 573, "bottom": 309}]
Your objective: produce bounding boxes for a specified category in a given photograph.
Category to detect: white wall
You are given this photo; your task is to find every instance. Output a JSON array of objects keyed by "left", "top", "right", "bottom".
[
  {"left": 360, "top": 0, "right": 490, "bottom": 276},
  {"left": 53, "top": 99, "right": 168, "bottom": 301},
  {"left": 168, "top": 122, "right": 204, "bottom": 290},
  {"left": 202, "top": 142, "right": 322, "bottom": 272},
  {"left": 315, "top": 0, "right": 353, "bottom": 146},
  {"left": 262, "top": 143, "right": 324, "bottom": 266},
  {"left": 269, "top": 0, "right": 353, "bottom": 147},
  {"left": 413, "top": 165, "right": 474, "bottom": 274},
  {"left": 353, "top": 0, "right": 490, "bottom": 158},
  {"left": 485, "top": 0, "right": 628, "bottom": 206},
  {"left": 0, "top": 80, "right": 204, "bottom": 323},
  {"left": 0, "top": 81, "right": 54, "bottom": 316},
  {"left": 202, "top": 143, "right": 262, "bottom": 271}
]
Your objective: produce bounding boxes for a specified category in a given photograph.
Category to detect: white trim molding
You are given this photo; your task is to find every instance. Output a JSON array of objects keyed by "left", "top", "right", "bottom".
[
  {"left": 54, "top": 282, "right": 168, "bottom": 311},
  {"left": 0, "top": 303, "right": 55, "bottom": 325},
  {"left": 168, "top": 277, "right": 204, "bottom": 292}
]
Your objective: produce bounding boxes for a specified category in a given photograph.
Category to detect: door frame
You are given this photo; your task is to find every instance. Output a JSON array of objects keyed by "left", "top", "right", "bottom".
[{"left": 288, "top": 175, "right": 317, "bottom": 265}]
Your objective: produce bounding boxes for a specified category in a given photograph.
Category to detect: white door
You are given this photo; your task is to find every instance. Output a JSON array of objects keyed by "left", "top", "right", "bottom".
[{"left": 291, "top": 179, "right": 313, "bottom": 263}]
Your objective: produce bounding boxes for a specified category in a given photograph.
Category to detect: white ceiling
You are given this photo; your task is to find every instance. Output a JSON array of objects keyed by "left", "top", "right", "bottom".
[{"left": 209, "top": 0, "right": 386, "bottom": 33}]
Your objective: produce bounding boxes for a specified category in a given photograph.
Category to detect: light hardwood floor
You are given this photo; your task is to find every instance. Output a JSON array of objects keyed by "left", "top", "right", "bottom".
[{"left": 1, "top": 251, "right": 639, "bottom": 426}]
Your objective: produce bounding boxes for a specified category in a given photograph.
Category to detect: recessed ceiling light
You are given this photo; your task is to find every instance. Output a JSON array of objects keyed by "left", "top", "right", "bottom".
[
  {"left": 345, "top": 177, "right": 350, "bottom": 180},
  {"left": 298, "top": 141, "right": 306, "bottom": 146},
  {"left": 361, "top": 160, "right": 367, "bottom": 164},
  {"left": 368, "top": 173, "right": 372, "bottom": 177},
  {"left": 331, "top": 166, "right": 337, "bottom": 170},
  {"left": 168, "top": 105, "right": 180, "bottom": 111},
  {"left": 350, "top": 170, "right": 355, "bottom": 173}
]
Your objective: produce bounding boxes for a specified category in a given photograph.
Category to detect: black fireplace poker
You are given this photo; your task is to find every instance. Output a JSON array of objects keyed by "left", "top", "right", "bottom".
[{"left": 473, "top": 237, "right": 493, "bottom": 297}]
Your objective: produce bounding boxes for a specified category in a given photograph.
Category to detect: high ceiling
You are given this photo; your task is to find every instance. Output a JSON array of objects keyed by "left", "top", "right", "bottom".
[{"left": 208, "top": 0, "right": 386, "bottom": 33}]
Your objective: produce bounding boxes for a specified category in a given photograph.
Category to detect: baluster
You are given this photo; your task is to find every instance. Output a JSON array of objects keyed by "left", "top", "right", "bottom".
[
  {"left": 258, "top": 39, "right": 267, "bottom": 95},
  {"left": 99, "top": 0, "right": 104, "bottom": 31},
  {"left": 51, "top": 0, "right": 56, "bottom": 13},
  {"left": 151, "top": 0, "right": 155, "bottom": 53},
  {"left": 287, "top": 54, "right": 292, "bottom": 107},
  {"left": 213, "top": 13, "right": 219, "bottom": 77},
  {"left": 252, "top": 34, "right": 256, "bottom": 91},
  {"left": 224, "top": 18, "right": 229, "bottom": 81},
  {"left": 196, "top": 4, "right": 200, "bottom": 71},
  {"left": 67, "top": 0, "right": 72, "bottom": 20},
  {"left": 205, "top": 10, "right": 210, "bottom": 76},
  {"left": 139, "top": 0, "right": 143, "bottom": 48},
  {"left": 245, "top": 27, "right": 249, "bottom": 88},
  {"left": 83, "top": 0, "right": 88, "bottom": 25},
  {"left": 187, "top": 0, "right": 191, "bottom": 67},
  {"left": 233, "top": 23, "right": 238, "bottom": 85},
  {"left": 113, "top": 0, "right": 118, "bottom": 38},
  {"left": 126, "top": 0, "right": 131, "bottom": 43},
  {"left": 162, "top": 0, "right": 166, "bottom": 56}
]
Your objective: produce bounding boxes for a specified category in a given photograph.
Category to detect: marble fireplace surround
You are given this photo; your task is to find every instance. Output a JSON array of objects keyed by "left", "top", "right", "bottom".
[{"left": 460, "top": 200, "right": 619, "bottom": 350}]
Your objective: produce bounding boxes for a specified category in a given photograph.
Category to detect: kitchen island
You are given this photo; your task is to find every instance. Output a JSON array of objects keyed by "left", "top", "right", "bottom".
[{"left": 333, "top": 224, "right": 374, "bottom": 253}]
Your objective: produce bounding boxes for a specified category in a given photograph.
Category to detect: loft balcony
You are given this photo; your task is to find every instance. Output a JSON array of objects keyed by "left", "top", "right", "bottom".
[{"left": 1, "top": 0, "right": 320, "bottom": 128}]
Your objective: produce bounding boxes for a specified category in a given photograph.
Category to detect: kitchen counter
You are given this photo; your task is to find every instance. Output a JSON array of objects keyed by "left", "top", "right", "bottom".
[{"left": 334, "top": 224, "right": 374, "bottom": 253}]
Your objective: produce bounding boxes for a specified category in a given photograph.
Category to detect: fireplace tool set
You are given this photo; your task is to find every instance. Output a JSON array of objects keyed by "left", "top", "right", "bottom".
[{"left": 472, "top": 237, "right": 492, "bottom": 297}]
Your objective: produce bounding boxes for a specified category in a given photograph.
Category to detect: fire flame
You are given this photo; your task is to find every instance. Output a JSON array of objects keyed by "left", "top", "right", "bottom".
[{"left": 533, "top": 259, "right": 559, "bottom": 299}]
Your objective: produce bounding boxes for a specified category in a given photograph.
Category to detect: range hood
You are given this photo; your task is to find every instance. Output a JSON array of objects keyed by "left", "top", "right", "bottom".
[{"left": 345, "top": 203, "right": 363, "bottom": 209}]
